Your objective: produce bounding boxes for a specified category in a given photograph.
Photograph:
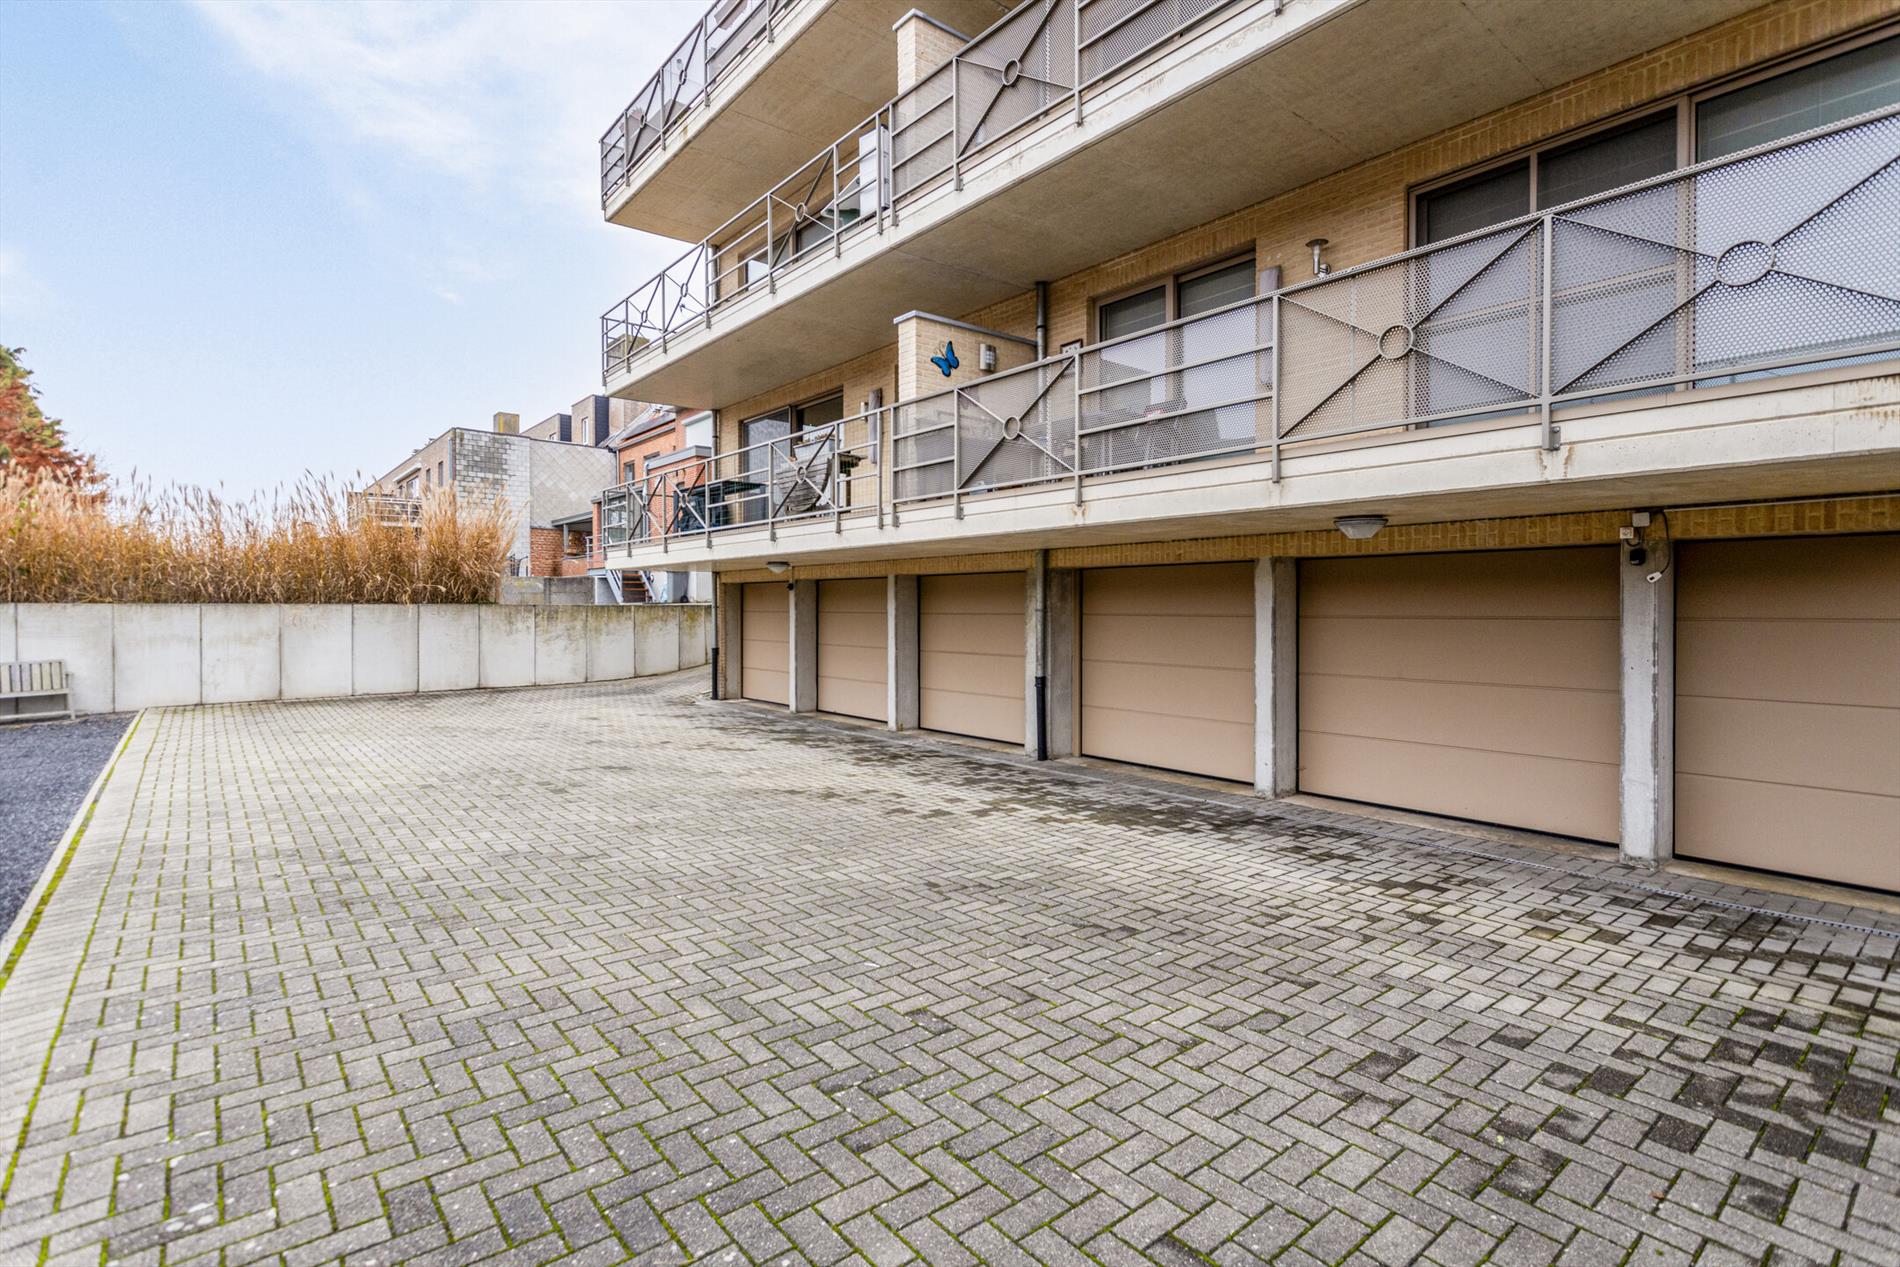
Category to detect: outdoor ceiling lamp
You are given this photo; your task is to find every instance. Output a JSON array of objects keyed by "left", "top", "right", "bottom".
[
  {"left": 1334, "top": 514, "right": 1388, "bottom": 541},
  {"left": 765, "top": 560, "right": 791, "bottom": 574}
]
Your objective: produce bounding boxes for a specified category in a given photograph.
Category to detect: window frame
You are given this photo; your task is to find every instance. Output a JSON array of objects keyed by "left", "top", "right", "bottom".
[{"left": 1092, "top": 253, "right": 1257, "bottom": 343}]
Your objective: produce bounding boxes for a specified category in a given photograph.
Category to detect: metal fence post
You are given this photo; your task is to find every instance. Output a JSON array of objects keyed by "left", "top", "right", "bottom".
[
  {"left": 766, "top": 197, "right": 776, "bottom": 295},
  {"left": 1072, "top": 0, "right": 1083, "bottom": 124},
  {"left": 833, "top": 140, "right": 843, "bottom": 259},
  {"left": 768, "top": 443, "right": 779, "bottom": 540},
  {"left": 952, "top": 392, "right": 963, "bottom": 520},
  {"left": 952, "top": 57, "right": 962, "bottom": 193},
  {"left": 1539, "top": 212, "right": 1556, "bottom": 451},
  {"left": 1269, "top": 293, "right": 1283, "bottom": 482},
  {"left": 1072, "top": 353, "right": 1084, "bottom": 504}
]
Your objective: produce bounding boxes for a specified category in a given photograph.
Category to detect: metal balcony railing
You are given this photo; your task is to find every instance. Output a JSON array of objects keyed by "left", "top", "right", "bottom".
[
  {"left": 349, "top": 494, "right": 424, "bottom": 527},
  {"left": 600, "top": 0, "right": 802, "bottom": 206},
  {"left": 603, "top": 0, "right": 1249, "bottom": 380},
  {"left": 597, "top": 107, "right": 1900, "bottom": 552}
]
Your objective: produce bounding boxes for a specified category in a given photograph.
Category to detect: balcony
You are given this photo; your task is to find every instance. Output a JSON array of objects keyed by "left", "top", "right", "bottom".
[
  {"left": 600, "top": 0, "right": 1014, "bottom": 240},
  {"left": 600, "top": 0, "right": 1768, "bottom": 409},
  {"left": 349, "top": 493, "right": 424, "bottom": 527},
  {"left": 600, "top": 108, "right": 1900, "bottom": 568}
]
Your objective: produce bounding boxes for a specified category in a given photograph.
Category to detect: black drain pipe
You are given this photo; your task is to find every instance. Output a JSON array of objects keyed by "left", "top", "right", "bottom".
[
  {"left": 1035, "top": 280, "right": 1049, "bottom": 359},
  {"left": 708, "top": 578, "right": 720, "bottom": 699},
  {"left": 1032, "top": 551, "right": 1049, "bottom": 761}
]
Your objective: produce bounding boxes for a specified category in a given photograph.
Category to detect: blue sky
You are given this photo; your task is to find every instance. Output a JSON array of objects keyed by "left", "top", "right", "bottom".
[{"left": 1, "top": 0, "right": 702, "bottom": 494}]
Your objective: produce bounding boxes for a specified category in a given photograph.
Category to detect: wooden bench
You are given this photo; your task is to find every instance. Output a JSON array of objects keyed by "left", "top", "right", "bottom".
[{"left": 1, "top": 660, "right": 75, "bottom": 723}]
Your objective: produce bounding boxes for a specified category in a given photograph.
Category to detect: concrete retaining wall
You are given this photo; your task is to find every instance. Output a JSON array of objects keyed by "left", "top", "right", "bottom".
[{"left": 0, "top": 603, "right": 710, "bottom": 714}]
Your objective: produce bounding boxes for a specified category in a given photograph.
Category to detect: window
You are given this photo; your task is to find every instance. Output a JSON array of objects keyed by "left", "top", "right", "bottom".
[
  {"left": 1418, "top": 161, "right": 1530, "bottom": 245},
  {"left": 1697, "top": 32, "right": 1900, "bottom": 159},
  {"left": 736, "top": 394, "right": 843, "bottom": 521},
  {"left": 436, "top": 461, "right": 444, "bottom": 486},
  {"left": 1096, "top": 256, "right": 1254, "bottom": 341}
]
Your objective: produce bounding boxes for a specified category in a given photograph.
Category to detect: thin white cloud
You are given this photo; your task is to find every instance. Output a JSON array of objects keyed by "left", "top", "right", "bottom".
[{"left": 191, "top": 0, "right": 702, "bottom": 209}]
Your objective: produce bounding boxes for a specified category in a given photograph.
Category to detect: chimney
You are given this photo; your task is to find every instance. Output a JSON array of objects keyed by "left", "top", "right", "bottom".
[
  {"left": 493, "top": 412, "right": 520, "bottom": 434},
  {"left": 894, "top": 11, "right": 966, "bottom": 94}
]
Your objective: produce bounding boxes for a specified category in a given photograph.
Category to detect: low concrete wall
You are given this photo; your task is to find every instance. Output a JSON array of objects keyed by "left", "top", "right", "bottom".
[{"left": 0, "top": 603, "right": 710, "bottom": 714}]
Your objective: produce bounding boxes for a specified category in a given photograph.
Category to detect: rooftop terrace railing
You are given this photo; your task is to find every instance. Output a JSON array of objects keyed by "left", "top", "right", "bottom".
[
  {"left": 603, "top": 0, "right": 1248, "bottom": 380},
  {"left": 598, "top": 107, "right": 1900, "bottom": 552},
  {"left": 599, "top": 0, "right": 801, "bottom": 207}
]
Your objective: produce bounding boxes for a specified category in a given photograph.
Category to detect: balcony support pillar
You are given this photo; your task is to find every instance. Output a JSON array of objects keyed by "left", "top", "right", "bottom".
[
  {"left": 789, "top": 579, "right": 819, "bottom": 713},
  {"left": 887, "top": 574, "right": 919, "bottom": 731},
  {"left": 1253, "top": 558, "right": 1297, "bottom": 797},
  {"left": 715, "top": 580, "right": 746, "bottom": 700},
  {"left": 1618, "top": 538, "right": 1675, "bottom": 868},
  {"left": 1026, "top": 554, "right": 1076, "bottom": 760}
]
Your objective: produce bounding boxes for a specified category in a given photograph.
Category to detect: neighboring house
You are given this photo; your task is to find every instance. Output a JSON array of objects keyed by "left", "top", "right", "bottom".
[
  {"left": 592, "top": 405, "right": 715, "bottom": 603},
  {"left": 593, "top": 0, "right": 1900, "bottom": 895},
  {"left": 365, "top": 411, "right": 615, "bottom": 583}
]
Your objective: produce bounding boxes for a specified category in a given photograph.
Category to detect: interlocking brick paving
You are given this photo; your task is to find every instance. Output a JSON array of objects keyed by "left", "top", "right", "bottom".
[{"left": 1, "top": 673, "right": 1895, "bottom": 1267}]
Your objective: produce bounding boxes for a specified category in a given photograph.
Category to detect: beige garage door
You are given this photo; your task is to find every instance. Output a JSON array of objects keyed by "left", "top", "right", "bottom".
[
  {"left": 920, "top": 572, "right": 1024, "bottom": 744},
  {"left": 1299, "top": 548, "right": 1620, "bottom": 842},
  {"left": 1081, "top": 563, "right": 1253, "bottom": 782},
  {"left": 818, "top": 578, "right": 887, "bottom": 722},
  {"left": 740, "top": 582, "right": 789, "bottom": 705},
  {"left": 1677, "top": 535, "right": 1899, "bottom": 891}
]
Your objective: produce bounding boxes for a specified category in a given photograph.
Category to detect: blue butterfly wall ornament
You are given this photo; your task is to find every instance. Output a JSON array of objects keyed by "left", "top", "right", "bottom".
[{"left": 931, "top": 341, "right": 959, "bottom": 377}]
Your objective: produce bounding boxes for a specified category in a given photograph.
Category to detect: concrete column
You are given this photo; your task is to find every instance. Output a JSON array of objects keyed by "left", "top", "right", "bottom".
[
  {"left": 1024, "top": 556, "right": 1078, "bottom": 759},
  {"left": 1619, "top": 550, "right": 1675, "bottom": 867},
  {"left": 715, "top": 581, "right": 745, "bottom": 700},
  {"left": 887, "top": 574, "right": 919, "bottom": 730},
  {"left": 1254, "top": 558, "right": 1298, "bottom": 796},
  {"left": 789, "top": 580, "right": 818, "bottom": 713}
]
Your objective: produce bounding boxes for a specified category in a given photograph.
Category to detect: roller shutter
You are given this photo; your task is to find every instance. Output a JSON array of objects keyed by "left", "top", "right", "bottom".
[
  {"left": 1298, "top": 548, "right": 1620, "bottom": 841},
  {"left": 740, "top": 582, "right": 789, "bottom": 705},
  {"left": 1080, "top": 563, "right": 1253, "bottom": 782},
  {"left": 919, "top": 572, "right": 1024, "bottom": 744},
  {"left": 1676, "top": 535, "right": 1899, "bottom": 891},
  {"left": 818, "top": 578, "right": 887, "bottom": 722}
]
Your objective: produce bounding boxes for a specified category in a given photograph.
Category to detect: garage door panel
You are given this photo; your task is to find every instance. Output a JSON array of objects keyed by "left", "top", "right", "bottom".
[
  {"left": 1678, "top": 697, "right": 1900, "bottom": 795},
  {"left": 1080, "top": 564, "right": 1254, "bottom": 781},
  {"left": 1678, "top": 536, "right": 1900, "bottom": 619},
  {"left": 1081, "top": 659, "right": 1251, "bottom": 724},
  {"left": 919, "top": 649, "right": 1020, "bottom": 697},
  {"left": 1677, "top": 536, "right": 1900, "bottom": 889},
  {"left": 1301, "top": 616, "right": 1617, "bottom": 691},
  {"left": 1677, "top": 775, "right": 1899, "bottom": 890},
  {"left": 1085, "top": 564, "right": 1252, "bottom": 615},
  {"left": 741, "top": 583, "right": 790, "bottom": 706},
  {"left": 1297, "top": 548, "right": 1619, "bottom": 841},
  {"left": 919, "top": 573, "right": 1024, "bottom": 743},
  {"left": 1084, "top": 612, "right": 1253, "bottom": 670},
  {"left": 1084, "top": 707, "right": 1252, "bottom": 782},
  {"left": 918, "top": 611, "right": 1023, "bottom": 650},
  {"left": 818, "top": 579, "right": 886, "bottom": 722},
  {"left": 1302, "top": 550, "right": 1617, "bottom": 620},
  {"left": 1300, "top": 673, "right": 1619, "bottom": 765},
  {"left": 920, "top": 687, "right": 1022, "bottom": 743},
  {"left": 1299, "top": 731, "right": 1619, "bottom": 842},
  {"left": 1676, "top": 619, "right": 1900, "bottom": 708}
]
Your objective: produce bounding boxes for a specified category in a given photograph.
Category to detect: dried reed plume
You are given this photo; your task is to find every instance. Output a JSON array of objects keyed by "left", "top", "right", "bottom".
[{"left": 0, "top": 471, "right": 515, "bottom": 604}]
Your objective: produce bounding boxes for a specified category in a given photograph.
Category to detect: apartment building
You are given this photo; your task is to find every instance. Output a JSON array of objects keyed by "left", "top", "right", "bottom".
[
  {"left": 595, "top": 0, "right": 1900, "bottom": 893},
  {"left": 365, "top": 410, "right": 616, "bottom": 580}
]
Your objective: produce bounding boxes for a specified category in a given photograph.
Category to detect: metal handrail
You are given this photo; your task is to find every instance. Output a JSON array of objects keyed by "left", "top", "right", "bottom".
[
  {"left": 600, "top": 0, "right": 801, "bottom": 206},
  {"left": 603, "top": 0, "right": 1244, "bottom": 379},
  {"left": 596, "top": 106, "right": 1900, "bottom": 552}
]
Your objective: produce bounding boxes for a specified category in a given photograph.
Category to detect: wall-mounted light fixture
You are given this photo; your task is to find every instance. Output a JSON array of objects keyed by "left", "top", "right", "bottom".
[
  {"left": 765, "top": 560, "right": 790, "bottom": 574},
  {"left": 1307, "top": 238, "right": 1332, "bottom": 277},
  {"left": 1333, "top": 514, "right": 1387, "bottom": 540},
  {"left": 979, "top": 343, "right": 998, "bottom": 373}
]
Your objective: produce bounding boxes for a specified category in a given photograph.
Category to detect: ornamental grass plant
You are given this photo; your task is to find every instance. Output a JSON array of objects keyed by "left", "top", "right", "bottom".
[{"left": 0, "top": 471, "right": 513, "bottom": 604}]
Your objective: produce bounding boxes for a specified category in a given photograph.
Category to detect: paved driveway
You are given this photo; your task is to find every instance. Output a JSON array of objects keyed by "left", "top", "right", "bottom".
[{"left": 1, "top": 674, "right": 1895, "bottom": 1267}]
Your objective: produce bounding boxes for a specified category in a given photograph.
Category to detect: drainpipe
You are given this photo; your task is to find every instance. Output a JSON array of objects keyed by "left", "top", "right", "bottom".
[
  {"left": 708, "top": 578, "right": 720, "bottom": 699},
  {"left": 1031, "top": 551, "right": 1049, "bottom": 761},
  {"left": 1034, "top": 281, "right": 1049, "bottom": 359}
]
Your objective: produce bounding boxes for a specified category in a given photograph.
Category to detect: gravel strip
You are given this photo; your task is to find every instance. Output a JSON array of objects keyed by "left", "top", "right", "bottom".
[{"left": 0, "top": 713, "right": 131, "bottom": 934}]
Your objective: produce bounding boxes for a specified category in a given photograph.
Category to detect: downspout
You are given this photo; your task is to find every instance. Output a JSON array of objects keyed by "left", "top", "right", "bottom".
[
  {"left": 708, "top": 578, "right": 720, "bottom": 699},
  {"left": 1034, "top": 280, "right": 1049, "bottom": 359},
  {"left": 1032, "top": 550, "right": 1049, "bottom": 761}
]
